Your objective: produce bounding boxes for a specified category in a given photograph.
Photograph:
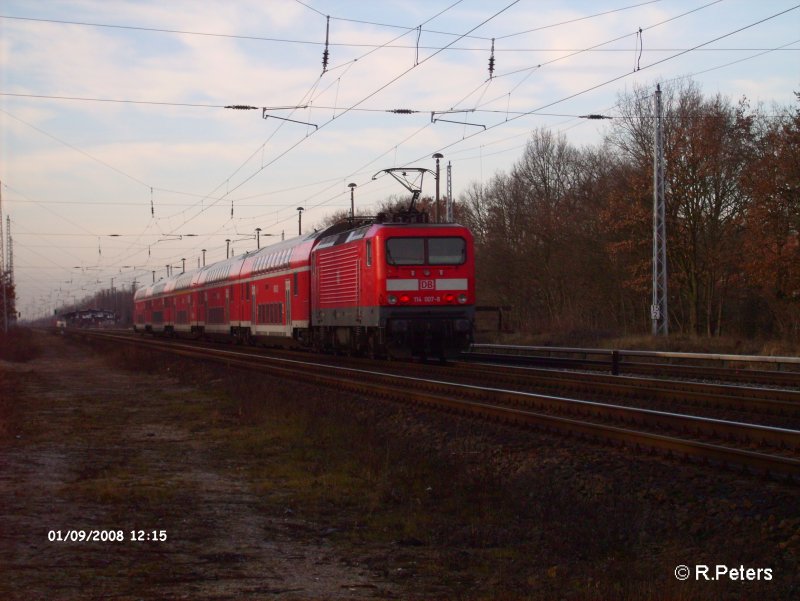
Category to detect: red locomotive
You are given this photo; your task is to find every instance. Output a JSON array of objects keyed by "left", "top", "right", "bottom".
[{"left": 133, "top": 213, "right": 475, "bottom": 359}]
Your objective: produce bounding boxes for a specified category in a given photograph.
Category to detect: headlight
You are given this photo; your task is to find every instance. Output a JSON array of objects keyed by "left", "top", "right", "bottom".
[
  {"left": 388, "top": 295, "right": 398, "bottom": 305},
  {"left": 458, "top": 294, "right": 468, "bottom": 304}
]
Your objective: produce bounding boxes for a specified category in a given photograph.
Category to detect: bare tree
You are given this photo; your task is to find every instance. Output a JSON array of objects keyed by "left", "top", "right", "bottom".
[
  {"left": 741, "top": 96, "right": 800, "bottom": 339},
  {"left": 608, "top": 81, "right": 752, "bottom": 336}
]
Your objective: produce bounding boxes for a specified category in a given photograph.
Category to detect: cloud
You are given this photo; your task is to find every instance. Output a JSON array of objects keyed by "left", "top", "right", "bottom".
[{"left": 3, "top": 0, "right": 799, "bottom": 317}]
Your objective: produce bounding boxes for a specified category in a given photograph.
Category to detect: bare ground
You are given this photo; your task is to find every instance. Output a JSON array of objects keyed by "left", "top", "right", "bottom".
[
  {"left": 1, "top": 335, "right": 399, "bottom": 600},
  {"left": 0, "top": 331, "right": 799, "bottom": 600}
]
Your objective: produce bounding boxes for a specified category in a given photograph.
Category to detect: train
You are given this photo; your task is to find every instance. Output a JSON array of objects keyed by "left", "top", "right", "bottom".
[{"left": 133, "top": 212, "right": 475, "bottom": 359}]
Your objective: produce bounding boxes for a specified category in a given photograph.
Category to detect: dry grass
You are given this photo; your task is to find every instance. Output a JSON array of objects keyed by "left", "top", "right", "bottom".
[
  {"left": 0, "top": 371, "right": 24, "bottom": 441},
  {"left": 482, "top": 329, "right": 800, "bottom": 357},
  {"left": 0, "top": 327, "right": 41, "bottom": 362},
  {"left": 0, "top": 329, "right": 42, "bottom": 442},
  {"left": 69, "top": 335, "right": 800, "bottom": 600}
]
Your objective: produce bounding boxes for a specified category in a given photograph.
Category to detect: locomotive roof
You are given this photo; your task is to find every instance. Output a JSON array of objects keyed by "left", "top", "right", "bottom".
[{"left": 314, "top": 221, "right": 468, "bottom": 250}]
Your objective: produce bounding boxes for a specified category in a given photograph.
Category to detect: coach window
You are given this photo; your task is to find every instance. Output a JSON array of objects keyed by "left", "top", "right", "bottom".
[
  {"left": 366, "top": 239, "right": 372, "bottom": 267},
  {"left": 293, "top": 272, "right": 298, "bottom": 296}
]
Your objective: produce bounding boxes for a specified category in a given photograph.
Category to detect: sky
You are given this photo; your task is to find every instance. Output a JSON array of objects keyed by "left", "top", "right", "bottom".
[{"left": 1, "top": 0, "right": 798, "bottom": 321}]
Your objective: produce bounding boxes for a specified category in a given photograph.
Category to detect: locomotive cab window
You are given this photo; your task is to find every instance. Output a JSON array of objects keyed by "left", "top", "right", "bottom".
[
  {"left": 386, "top": 237, "right": 466, "bottom": 266},
  {"left": 428, "top": 237, "right": 466, "bottom": 265},
  {"left": 386, "top": 238, "right": 425, "bottom": 265}
]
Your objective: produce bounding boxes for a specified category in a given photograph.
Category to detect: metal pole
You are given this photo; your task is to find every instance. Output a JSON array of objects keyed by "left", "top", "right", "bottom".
[
  {"left": 256, "top": 228, "right": 261, "bottom": 249},
  {"left": 5, "top": 216, "right": 12, "bottom": 327},
  {"left": 1, "top": 271, "right": 6, "bottom": 334},
  {"left": 0, "top": 179, "right": 5, "bottom": 333},
  {"left": 348, "top": 183, "right": 357, "bottom": 226},
  {"left": 296, "top": 207, "right": 304, "bottom": 236},
  {"left": 651, "top": 84, "right": 669, "bottom": 336},
  {"left": 446, "top": 161, "right": 453, "bottom": 223},
  {"left": 432, "top": 153, "right": 443, "bottom": 223}
]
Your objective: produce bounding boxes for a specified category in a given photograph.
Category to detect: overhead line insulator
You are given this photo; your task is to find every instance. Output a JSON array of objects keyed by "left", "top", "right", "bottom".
[
  {"left": 488, "top": 38, "right": 496, "bottom": 79},
  {"left": 322, "top": 15, "right": 330, "bottom": 74}
]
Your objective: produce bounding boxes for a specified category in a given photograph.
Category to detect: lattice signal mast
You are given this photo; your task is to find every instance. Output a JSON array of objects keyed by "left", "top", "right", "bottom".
[
  {"left": 6, "top": 215, "right": 12, "bottom": 289},
  {"left": 651, "top": 84, "right": 668, "bottom": 336},
  {"left": 445, "top": 161, "right": 453, "bottom": 223},
  {"left": 0, "top": 180, "right": 4, "bottom": 280},
  {"left": 0, "top": 182, "right": 5, "bottom": 333}
]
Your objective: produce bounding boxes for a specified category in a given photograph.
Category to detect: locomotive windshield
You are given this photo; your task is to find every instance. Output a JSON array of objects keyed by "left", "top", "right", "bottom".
[
  {"left": 428, "top": 237, "right": 466, "bottom": 264},
  {"left": 386, "top": 237, "right": 465, "bottom": 266}
]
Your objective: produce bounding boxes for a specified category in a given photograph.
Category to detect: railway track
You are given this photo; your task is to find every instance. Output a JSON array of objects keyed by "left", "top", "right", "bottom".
[
  {"left": 446, "top": 363, "right": 800, "bottom": 426},
  {"left": 466, "top": 344, "right": 800, "bottom": 387},
  {"left": 71, "top": 330, "right": 800, "bottom": 482},
  {"left": 109, "top": 334, "right": 800, "bottom": 422}
]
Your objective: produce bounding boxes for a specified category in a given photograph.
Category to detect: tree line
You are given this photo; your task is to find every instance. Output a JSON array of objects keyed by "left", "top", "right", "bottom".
[{"left": 458, "top": 80, "right": 800, "bottom": 341}]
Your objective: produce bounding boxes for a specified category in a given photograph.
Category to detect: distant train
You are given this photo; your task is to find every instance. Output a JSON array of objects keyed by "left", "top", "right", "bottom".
[
  {"left": 59, "top": 308, "right": 117, "bottom": 329},
  {"left": 133, "top": 213, "right": 475, "bottom": 359}
]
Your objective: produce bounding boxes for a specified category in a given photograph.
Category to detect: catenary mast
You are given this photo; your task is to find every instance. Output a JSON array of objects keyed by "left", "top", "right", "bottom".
[
  {"left": 0, "top": 180, "right": 6, "bottom": 333},
  {"left": 651, "top": 84, "right": 669, "bottom": 336}
]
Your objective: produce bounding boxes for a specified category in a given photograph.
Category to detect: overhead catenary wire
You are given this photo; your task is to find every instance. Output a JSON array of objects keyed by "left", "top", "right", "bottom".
[
  {"left": 442, "top": 0, "right": 779, "bottom": 126},
  {"left": 0, "top": 1, "right": 663, "bottom": 47},
  {"left": 1, "top": 0, "right": 476, "bottom": 253},
  {"left": 402, "top": 3, "right": 800, "bottom": 173},
  {"left": 255, "top": 2, "right": 799, "bottom": 235},
  {"left": 4, "top": 1, "right": 798, "bottom": 314},
  {"left": 211, "top": 3, "right": 800, "bottom": 248},
  {"left": 155, "top": 0, "right": 504, "bottom": 240},
  {"left": 151, "top": 0, "right": 476, "bottom": 262},
  {"left": 3, "top": 3, "right": 788, "bottom": 212}
]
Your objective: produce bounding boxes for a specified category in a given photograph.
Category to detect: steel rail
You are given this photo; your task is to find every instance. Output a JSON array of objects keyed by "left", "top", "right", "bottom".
[
  {"left": 467, "top": 344, "right": 800, "bottom": 386},
  {"left": 452, "top": 362, "right": 800, "bottom": 417},
  {"left": 470, "top": 343, "right": 800, "bottom": 367},
  {"left": 75, "top": 331, "right": 800, "bottom": 480}
]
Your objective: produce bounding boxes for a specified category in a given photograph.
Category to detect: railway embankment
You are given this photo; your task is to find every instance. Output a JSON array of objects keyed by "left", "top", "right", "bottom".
[{"left": 1, "top": 330, "right": 798, "bottom": 600}]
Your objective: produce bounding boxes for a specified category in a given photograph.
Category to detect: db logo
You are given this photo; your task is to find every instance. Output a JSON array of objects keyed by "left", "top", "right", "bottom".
[{"left": 420, "top": 280, "right": 435, "bottom": 290}]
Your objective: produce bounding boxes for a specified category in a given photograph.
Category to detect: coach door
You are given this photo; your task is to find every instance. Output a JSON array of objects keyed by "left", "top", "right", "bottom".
[
  {"left": 225, "top": 286, "right": 231, "bottom": 324},
  {"left": 284, "top": 279, "right": 292, "bottom": 337},
  {"left": 199, "top": 292, "right": 207, "bottom": 326},
  {"left": 251, "top": 284, "right": 257, "bottom": 329}
]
